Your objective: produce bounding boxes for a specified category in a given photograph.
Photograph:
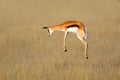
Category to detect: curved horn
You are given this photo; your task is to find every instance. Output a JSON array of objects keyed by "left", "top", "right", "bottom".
[{"left": 43, "top": 27, "right": 48, "bottom": 29}]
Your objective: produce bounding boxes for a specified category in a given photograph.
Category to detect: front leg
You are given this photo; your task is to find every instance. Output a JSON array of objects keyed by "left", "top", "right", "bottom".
[{"left": 63, "top": 31, "right": 68, "bottom": 52}]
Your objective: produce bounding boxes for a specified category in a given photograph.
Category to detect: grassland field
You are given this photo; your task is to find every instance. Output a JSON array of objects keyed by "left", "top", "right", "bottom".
[{"left": 0, "top": 0, "right": 120, "bottom": 80}]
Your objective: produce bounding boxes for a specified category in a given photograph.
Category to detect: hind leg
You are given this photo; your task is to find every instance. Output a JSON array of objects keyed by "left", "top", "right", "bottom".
[
  {"left": 77, "top": 33, "right": 88, "bottom": 59},
  {"left": 82, "top": 38, "right": 88, "bottom": 59}
]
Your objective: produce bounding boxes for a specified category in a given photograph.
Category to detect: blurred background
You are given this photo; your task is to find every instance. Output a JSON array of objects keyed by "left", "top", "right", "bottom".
[
  {"left": 0, "top": 0, "right": 120, "bottom": 80},
  {"left": 0, "top": 0, "right": 120, "bottom": 25}
]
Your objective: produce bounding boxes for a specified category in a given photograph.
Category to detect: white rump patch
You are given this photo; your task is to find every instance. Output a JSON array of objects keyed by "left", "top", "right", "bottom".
[{"left": 66, "top": 27, "right": 78, "bottom": 33}]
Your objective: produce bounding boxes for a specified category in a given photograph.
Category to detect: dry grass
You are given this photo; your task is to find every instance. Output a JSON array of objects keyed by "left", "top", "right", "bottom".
[{"left": 0, "top": 0, "right": 120, "bottom": 80}]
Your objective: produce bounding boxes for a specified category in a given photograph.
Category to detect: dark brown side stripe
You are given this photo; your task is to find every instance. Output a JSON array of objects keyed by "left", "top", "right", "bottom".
[{"left": 67, "top": 24, "right": 80, "bottom": 28}]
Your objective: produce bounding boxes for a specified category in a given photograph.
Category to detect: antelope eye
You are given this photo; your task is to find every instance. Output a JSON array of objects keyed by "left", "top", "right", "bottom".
[{"left": 47, "top": 30, "right": 50, "bottom": 35}]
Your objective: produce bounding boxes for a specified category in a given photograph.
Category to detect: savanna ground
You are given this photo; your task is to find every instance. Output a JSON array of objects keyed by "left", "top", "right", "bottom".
[{"left": 0, "top": 0, "right": 120, "bottom": 80}]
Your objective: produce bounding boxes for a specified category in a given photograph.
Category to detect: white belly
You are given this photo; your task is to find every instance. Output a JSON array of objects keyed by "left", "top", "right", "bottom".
[{"left": 67, "top": 27, "right": 78, "bottom": 33}]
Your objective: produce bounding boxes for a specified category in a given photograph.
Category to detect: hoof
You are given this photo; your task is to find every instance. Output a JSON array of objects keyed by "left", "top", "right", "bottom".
[
  {"left": 64, "top": 49, "right": 67, "bottom": 52},
  {"left": 85, "top": 56, "right": 88, "bottom": 59}
]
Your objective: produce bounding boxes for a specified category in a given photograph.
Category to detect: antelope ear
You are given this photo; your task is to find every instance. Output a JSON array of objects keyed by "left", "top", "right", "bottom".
[{"left": 43, "top": 27, "right": 48, "bottom": 29}]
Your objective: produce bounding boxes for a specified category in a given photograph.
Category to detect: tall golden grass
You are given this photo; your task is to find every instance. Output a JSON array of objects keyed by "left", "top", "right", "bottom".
[{"left": 0, "top": 0, "right": 120, "bottom": 80}]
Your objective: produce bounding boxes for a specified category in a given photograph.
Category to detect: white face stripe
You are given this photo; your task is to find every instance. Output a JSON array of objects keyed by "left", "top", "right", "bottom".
[
  {"left": 66, "top": 27, "right": 78, "bottom": 33},
  {"left": 48, "top": 28, "right": 53, "bottom": 36}
]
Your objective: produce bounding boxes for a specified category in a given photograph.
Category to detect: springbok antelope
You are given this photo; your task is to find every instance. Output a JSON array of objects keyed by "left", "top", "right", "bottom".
[{"left": 43, "top": 20, "right": 88, "bottom": 59}]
